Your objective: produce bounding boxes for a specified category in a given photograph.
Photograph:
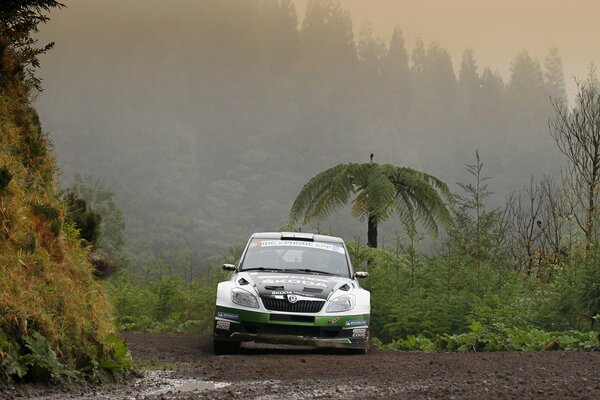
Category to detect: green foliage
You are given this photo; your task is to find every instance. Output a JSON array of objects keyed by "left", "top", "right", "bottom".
[
  {"left": 1, "top": 331, "right": 21, "bottom": 380},
  {"left": 349, "top": 237, "right": 528, "bottom": 341},
  {"left": 376, "top": 324, "right": 599, "bottom": 352},
  {"left": 96, "top": 334, "right": 132, "bottom": 373},
  {"left": 149, "top": 274, "right": 186, "bottom": 322},
  {"left": 66, "top": 174, "right": 126, "bottom": 260},
  {"left": 0, "top": 330, "right": 133, "bottom": 383},
  {"left": 574, "top": 245, "right": 600, "bottom": 322},
  {"left": 538, "top": 245, "right": 600, "bottom": 330},
  {"left": 383, "top": 334, "right": 436, "bottom": 352},
  {"left": 106, "top": 261, "right": 228, "bottom": 333},
  {"left": 290, "top": 161, "right": 452, "bottom": 247},
  {"left": 0, "top": 0, "right": 65, "bottom": 90},
  {"left": 0, "top": 331, "right": 78, "bottom": 383},
  {"left": 348, "top": 152, "right": 600, "bottom": 350},
  {"left": 63, "top": 192, "right": 101, "bottom": 246},
  {"left": 290, "top": 162, "right": 452, "bottom": 231},
  {"left": 447, "top": 150, "right": 509, "bottom": 266},
  {"left": 21, "top": 332, "right": 78, "bottom": 382}
]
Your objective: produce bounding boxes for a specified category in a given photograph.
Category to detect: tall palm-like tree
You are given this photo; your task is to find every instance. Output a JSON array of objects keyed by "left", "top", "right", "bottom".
[{"left": 289, "top": 160, "right": 453, "bottom": 248}]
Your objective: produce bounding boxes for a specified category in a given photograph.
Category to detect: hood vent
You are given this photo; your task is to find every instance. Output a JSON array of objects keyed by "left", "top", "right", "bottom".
[
  {"left": 265, "top": 285, "right": 285, "bottom": 290},
  {"left": 238, "top": 278, "right": 250, "bottom": 285},
  {"left": 339, "top": 284, "right": 350, "bottom": 291},
  {"left": 302, "top": 287, "right": 323, "bottom": 293}
]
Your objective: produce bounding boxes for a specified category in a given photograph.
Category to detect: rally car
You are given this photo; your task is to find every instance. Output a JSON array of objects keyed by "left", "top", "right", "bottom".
[{"left": 213, "top": 232, "right": 370, "bottom": 354}]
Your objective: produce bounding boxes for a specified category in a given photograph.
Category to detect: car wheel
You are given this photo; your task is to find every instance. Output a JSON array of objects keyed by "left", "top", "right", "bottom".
[{"left": 213, "top": 339, "right": 240, "bottom": 355}]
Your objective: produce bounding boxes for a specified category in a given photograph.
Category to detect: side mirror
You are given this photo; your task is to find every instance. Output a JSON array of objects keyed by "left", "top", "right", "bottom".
[
  {"left": 223, "top": 263, "right": 237, "bottom": 271},
  {"left": 354, "top": 271, "right": 369, "bottom": 279}
]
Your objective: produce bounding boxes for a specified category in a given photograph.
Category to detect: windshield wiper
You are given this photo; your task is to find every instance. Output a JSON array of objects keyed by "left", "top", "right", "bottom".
[{"left": 287, "top": 268, "right": 336, "bottom": 276}]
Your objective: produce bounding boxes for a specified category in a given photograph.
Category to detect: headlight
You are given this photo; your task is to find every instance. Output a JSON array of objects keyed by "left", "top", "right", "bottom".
[
  {"left": 231, "top": 287, "right": 259, "bottom": 308},
  {"left": 327, "top": 294, "right": 355, "bottom": 312}
]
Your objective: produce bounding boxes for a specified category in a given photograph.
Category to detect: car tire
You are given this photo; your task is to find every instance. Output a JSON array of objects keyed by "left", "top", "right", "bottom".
[{"left": 213, "top": 339, "right": 240, "bottom": 355}]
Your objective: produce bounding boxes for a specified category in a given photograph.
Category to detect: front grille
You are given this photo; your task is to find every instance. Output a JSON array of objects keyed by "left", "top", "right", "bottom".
[{"left": 261, "top": 297, "right": 325, "bottom": 313}]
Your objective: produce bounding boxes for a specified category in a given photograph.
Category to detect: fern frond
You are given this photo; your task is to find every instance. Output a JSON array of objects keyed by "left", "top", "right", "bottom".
[
  {"left": 289, "top": 163, "right": 355, "bottom": 224},
  {"left": 289, "top": 161, "right": 452, "bottom": 238}
]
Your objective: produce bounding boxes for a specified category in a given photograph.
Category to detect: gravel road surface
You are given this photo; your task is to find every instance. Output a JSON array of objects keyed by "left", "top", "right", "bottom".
[{"left": 3, "top": 332, "right": 600, "bottom": 399}]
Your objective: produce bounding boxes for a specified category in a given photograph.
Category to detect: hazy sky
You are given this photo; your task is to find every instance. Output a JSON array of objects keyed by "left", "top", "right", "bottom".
[{"left": 295, "top": 0, "right": 600, "bottom": 96}]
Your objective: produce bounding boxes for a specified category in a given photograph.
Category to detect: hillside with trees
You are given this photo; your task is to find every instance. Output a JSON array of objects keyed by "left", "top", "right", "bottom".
[{"left": 0, "top": 1, "right": 128, "bottom": 383}]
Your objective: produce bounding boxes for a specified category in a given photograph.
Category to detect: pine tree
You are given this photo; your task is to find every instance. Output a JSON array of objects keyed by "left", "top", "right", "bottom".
[
  {"left": 301, "top": 0, "right": 355, "bottom": 69},
  {"left": 357, "top": 23, "right": 385, "bottom": 77},
  {"left": 458, "top": 49, "right": 480, "bottom": 95},
  {"left": 423, "top": 43, "right": 457, "bottom": 100},
  {"left": 382, "top": 27, "right": 411, "bottom": 113},
  {"left": 508, "top": 51, "right": 546, "bottom": 110},
  {"left": 411, "top": 38, "right": 427, "bottom": 78},
  {"left": 544, "top": 47, "right": 566, "bottom": 101}
]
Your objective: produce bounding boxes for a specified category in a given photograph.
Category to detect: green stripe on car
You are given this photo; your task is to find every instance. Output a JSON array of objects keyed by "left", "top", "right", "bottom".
[{"left": 215, "top": 306, "right": 368, "bottom": 328}]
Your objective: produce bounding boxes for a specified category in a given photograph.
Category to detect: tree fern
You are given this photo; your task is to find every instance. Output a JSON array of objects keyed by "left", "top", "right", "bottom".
[{"left": 289, "top": 161, "right": 453, "bottom": 247}]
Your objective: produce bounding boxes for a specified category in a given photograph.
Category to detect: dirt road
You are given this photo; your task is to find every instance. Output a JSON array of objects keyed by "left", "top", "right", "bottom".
[{"left": 6, "top": 332, "right": 600, "bottom": 399}]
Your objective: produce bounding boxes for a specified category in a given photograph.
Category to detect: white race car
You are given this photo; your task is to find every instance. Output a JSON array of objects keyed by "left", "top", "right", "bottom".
[{"left": 213, "top": 232, "right": 370, "bottom": 354}]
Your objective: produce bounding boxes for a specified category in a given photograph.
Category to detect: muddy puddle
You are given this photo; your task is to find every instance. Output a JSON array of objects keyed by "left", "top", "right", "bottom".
[
  {"left": 140, "top": 370, "right": 231, "bottom": 397},
  {"left": 23, "top": 370, "right": 231, "bottom": 400}
]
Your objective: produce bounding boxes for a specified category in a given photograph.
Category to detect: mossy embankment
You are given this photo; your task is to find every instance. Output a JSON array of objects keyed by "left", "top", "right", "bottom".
[{"left": 0, "top": 39, "right": 129, "bottom": 383}]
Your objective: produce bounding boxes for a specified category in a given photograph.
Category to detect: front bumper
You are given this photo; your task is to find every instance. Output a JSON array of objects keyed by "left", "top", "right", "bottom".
[{"left": 213, "top": 306, "right": 369, "bottom": 349}]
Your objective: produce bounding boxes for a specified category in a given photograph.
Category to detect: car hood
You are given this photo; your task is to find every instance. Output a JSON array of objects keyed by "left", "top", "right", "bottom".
[{"left": 239, "top": 271, "right": 353, "bottom": 300}]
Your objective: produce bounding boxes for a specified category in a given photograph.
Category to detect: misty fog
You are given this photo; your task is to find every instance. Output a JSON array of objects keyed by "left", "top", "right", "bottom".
[{"left": 35, "top": 0, "right": 583, "bottom": 265}]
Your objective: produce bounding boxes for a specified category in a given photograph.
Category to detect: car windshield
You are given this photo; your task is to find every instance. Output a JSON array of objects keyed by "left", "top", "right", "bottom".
[{"left": 240, "top": 239, "right": 350, "bottom": 277}]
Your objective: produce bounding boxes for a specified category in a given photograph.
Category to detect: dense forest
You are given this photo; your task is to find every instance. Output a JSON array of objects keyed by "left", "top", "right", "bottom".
[{"left": 37, "top": 0, "right": 568, "bottom": 270}]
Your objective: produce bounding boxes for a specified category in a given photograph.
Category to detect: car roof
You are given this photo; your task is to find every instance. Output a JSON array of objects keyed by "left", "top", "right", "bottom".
[{"left": 251, "top": 232, "right": 345, "bottom": 244}]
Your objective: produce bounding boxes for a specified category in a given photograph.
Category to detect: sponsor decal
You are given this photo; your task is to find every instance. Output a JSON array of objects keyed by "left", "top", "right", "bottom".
[
  {"left": 251, "top": 240, "right": 345, "bottom": 254},
  {"left": 287, "top": 295, "right": 298, "bottom": 303},
  {"left": 329, "top": 316, "right": 340, "bottom": 324},
  {"left": 271, "top": 291, "right": 315, "bottom": 298},
  {"left": 345, "top": 320, "right": 368, "bottom": 326},
  {"left": 216, "top": 311, "right": 240, "bottom": 320},
  {"left": 261, "top": 278, "right": 328, "bottom": 288},
  {"left": 260, "top": 275, "right": 330, "bottom": 282},
  {"left": 352, "top": 328, "right": 367, "bottom": 338},
  {"left": 216, "top": 320, "right": 230, "bottom": 330}
]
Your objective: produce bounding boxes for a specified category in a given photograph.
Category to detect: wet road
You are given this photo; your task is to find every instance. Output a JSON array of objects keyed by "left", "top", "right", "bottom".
[{"left": 5, "top": 332, "right": 600, "bottom": 399}]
